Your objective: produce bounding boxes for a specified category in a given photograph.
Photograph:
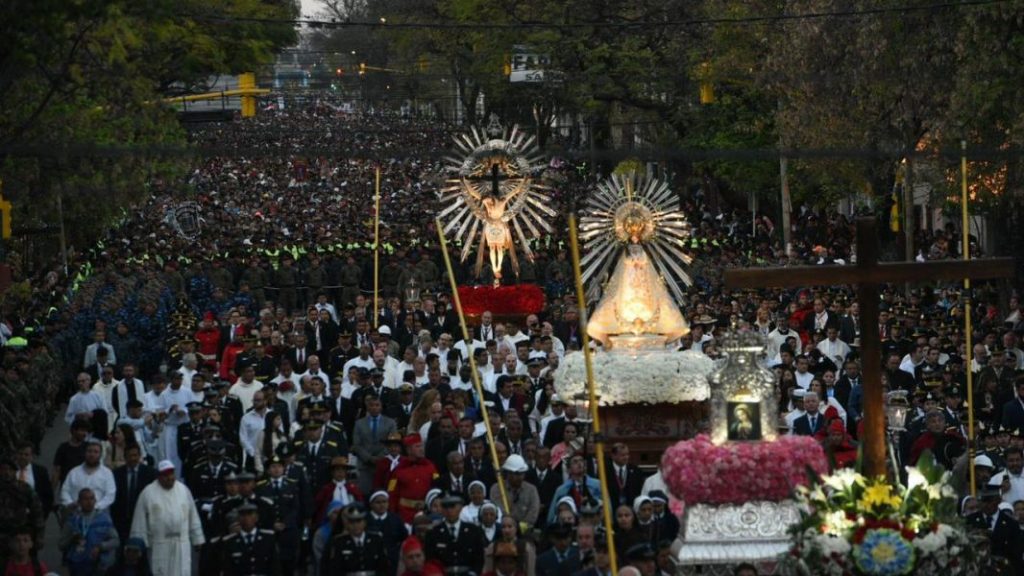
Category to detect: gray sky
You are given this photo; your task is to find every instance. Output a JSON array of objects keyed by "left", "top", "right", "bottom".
[{"left": 299, "top": 0, "right": 324, "bottom": 19}]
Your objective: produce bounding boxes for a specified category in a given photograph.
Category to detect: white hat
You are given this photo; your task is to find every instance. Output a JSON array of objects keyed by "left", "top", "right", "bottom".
[
  {"left": 370, "top": 490, "right": 390, "bottom": 503},
  {"left": 378, "top": 325, "right": 391, "bottom": 336},
  {"left": 974, "top": 454, "right": 994, "bottom": 469},
  {"left": 550, "top": 394, "right": 566, "bottom": 405},
  {"left": 157, "top": 460, "right": 175, "bottom": 474},
  {"left": 793, "top": 389, "right": 807, "bottom": 399},
  {"left": 502, "top": 454, "right": 529, "bottom": 473}
]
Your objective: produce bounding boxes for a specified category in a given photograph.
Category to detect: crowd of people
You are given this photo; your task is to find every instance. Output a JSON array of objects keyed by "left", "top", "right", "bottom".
[{"left": 1, "top": 99, "right": 1021, "bottom": 575}]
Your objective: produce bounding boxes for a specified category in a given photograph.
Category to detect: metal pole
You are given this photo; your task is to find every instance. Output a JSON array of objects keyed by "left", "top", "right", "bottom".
[
  {"left": 961, "top": 140, "right": 976, "bottom": 497},
  {"left": 434, "top": 217, "right": 510, "bottom": 512},
  {"left": 373, "top": 166, "right": 381, "bottom": 328},
  {"left": 57, "top": 191, "right": 68, "bottom": 275},
  {"left": 567, "top": 214, "right": 618, "bottom": 574}
]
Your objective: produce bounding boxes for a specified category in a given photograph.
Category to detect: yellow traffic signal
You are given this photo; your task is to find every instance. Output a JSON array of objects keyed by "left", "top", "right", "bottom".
[
  {"left": 359, "top": 63, "right": 367, "bottom": 75},
  {"left": 0, "top": 181, "right": 11, "bottom": 240},
  {"left": 698, "top": 62, "right": 714, "bottom": 105}
]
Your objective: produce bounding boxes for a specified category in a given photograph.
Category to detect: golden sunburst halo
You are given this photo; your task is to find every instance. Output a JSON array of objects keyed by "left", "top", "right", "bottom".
[{"left": 579, "top": 173, "right": 694, "bottom": 304}]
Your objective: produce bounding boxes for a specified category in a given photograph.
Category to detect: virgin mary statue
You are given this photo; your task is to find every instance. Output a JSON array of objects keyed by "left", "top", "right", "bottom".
[{"left": 587, "top": 244, "right": 688, "bottom": 348}]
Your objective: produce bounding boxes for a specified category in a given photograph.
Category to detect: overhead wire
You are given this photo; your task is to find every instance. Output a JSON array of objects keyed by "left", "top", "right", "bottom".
[{"left": 180, "top": 0, "right": 1009, "bottom": 30}]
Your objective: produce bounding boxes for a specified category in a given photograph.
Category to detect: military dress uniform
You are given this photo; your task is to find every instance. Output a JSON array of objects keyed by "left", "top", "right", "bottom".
[
  {"left": 255, "top": 472, "right": 306, "bottom": 575},
  {"left": 219, "top": 528, "right": 282, "bottom": 576},
  {"left": 424, "top": 518, "right": 487, "bottom": 575},
  {"left": 320, "top": 532, "right": 390, "bottom": 576}
]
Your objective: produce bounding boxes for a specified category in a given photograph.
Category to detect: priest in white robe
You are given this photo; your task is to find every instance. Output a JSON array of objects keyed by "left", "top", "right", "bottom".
[{"left": 130, "top": 460, "right": 204, "bottom": 576}]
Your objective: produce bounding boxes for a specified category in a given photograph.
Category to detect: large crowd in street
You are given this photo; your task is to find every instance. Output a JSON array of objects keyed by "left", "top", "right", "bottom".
[{"left": 1, "top": 101, "right": 1022, "bottom": 576}]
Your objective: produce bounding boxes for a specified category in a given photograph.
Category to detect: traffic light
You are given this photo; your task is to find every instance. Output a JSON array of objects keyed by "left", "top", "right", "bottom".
[
  {"left": 359, "top": 63, "right": 367, "bottom": 76},
  {"left": 0, "top": 181, "right": 11, "bottom": 240},
  {"left": 698, "top": 62, "right": 714, "bottom": 105}
]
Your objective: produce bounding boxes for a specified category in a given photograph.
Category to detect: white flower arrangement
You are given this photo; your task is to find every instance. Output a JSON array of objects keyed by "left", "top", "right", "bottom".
[{"left": 556, "top": 348, "right": 715, "bottom": 405}]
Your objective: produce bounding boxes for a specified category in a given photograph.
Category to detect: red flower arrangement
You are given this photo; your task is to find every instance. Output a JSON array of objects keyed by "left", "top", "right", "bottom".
[
  {"left": 457, "top": 284, "right": 546, "bottom": 316},
  {"left": 661, "top": 435, "right": 828, "bottom": 505}
]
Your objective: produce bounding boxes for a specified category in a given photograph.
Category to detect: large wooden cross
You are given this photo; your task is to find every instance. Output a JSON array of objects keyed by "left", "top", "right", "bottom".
[{"left": 724, "top": 217, "right": 1014, "bottom": 477}]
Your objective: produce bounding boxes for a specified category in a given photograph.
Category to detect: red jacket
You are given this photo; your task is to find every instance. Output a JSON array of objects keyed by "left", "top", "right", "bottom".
[
  {"left": 388, "top": 456, "right": 439, "bottom": 523},
  {"left": 195, "top": 327, "right": 220, "bottom": 367},
  {"left": 312, "top": 480, "right": 364, "bottom": 525}
]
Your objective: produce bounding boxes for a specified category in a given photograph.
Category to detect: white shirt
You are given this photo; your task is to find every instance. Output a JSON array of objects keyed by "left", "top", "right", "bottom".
[
  {"left": 341, "top": 357, "right": 375, "bottom": 383},
  {"left": 992, "top": 469, "right": 1024, "bottom": 506},
  {"left": 66, "top": 391, "right": 108, "bottom": 425},
  {"left": 112, "top": 378, "right": 147, "bottom": 419},
  {"left": 91, "top": 380, "right": 118, "bottom": 422},
  {"left": 228, "top": 380, "right": 264, "bottom": 413},
  {"left": 239, "top": 409, "right": 269, "bottom": 458},
  {"left": 794, "top": 370, "right": 814, "bottom": 390},
  {"left": 816, "top": 338, "right": 851, "bottom": 364},
  {"left": 178, "top": 367, "right": 197, "bottom": 390},
  {"left": 454, "top": 339, "right": 485, "bottom": 363},
  {"left": 899, "top": 356, "right": 921, "bottom": 377},
  {"left": 767, "top": 328, "right": 793, "bottom": 360},
  {"left": 16, "top": 465, "right": 35, "bottom": 489},
  {"left": 60, "top": 463, "right": 117, "bottom": 510},
  {"left": 315, "top": 302, "right": 339, "bottom": 323}
]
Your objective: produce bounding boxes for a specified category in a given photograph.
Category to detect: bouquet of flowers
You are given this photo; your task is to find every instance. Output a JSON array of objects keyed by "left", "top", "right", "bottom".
[
  {"left": 661, "top": 435, "right": 828, "bottom": 505},
  {"left": 457, "top": 284, "right": 546, "bottom": 316},
  {"left": 779, "top": 453, "right": 986, "bottom": 575}
]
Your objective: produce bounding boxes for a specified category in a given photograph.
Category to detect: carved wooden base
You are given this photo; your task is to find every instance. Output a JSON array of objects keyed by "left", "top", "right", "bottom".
[{"left": 598, "top": 402, "right": 708, "bottom": 468}]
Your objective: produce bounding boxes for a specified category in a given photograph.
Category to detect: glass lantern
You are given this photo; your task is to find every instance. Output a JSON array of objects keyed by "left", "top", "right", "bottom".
[{"left": 708, "top": 331, "right": 779, "bottom": 444}]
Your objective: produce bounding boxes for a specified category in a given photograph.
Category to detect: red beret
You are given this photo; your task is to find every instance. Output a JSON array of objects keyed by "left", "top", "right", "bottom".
[
  {"left": 403, "top": 433, "right": 423, "bottom": 447},
  {"left": 401, "top": 536, "right": 423, "bottom": 555}
]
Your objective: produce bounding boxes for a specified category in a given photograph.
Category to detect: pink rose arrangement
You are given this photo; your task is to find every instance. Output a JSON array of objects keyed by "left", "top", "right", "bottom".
[{"left": 661, "top": 435, "right": 828, "bottom": 505}]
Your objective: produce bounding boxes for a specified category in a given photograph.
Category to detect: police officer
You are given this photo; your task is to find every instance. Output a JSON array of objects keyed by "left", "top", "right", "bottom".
[
  {"left": 218, "top": 502, "right": 282, "bottom": 575},
  {"left": 255, "top": 455, "right": 305, "bottom": 575},
  {"left": 425, "top": 493, "right": 487, "bottom": 575},
  {"left": 189, "top": 439, "right": 240, "bottom": 504},
  {"left": 320, "top": 503, "right": 391, "bottom": 576}
]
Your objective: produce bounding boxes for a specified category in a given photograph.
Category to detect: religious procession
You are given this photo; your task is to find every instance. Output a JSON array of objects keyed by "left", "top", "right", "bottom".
[{"left": 3, "top": 1, "right": 1024, "bottom": 576}]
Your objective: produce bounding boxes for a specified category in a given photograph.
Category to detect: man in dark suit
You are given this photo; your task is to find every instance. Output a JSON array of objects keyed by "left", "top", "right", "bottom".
[
  {"left": 283, "top": 332, "right": 316, "bottom": 374},
  {"left": 838, "top": 302, "right": 860, "bottom": 350},
  {"left": 14, "top": 442, "right": 53, "bottom": 520},
  {"left": 432, "top": 452, "right": 476, "bottom": 501},
  {"left": 474, "top": 310, "right": 497, "bottom": 343},
  {"left": 351, "top": 394, "right": 398, "bottom": 493},
  {"left": 536, "top": 522, "right": 581, "bottom": 576},
  {"left": 526, "top": 447, "right": 563, "bottom": 527},
  {"left": 1001, "top": 379, "right": 1024, "bottom": 436},
  {"left": 802, "top": 298, "right": 839, "bottom": 334},
  {"left": 792, "top": 392, "right": 826, "bottom": 437},
  {"left": 966, "top": 482, "right": 1023, "bottom": 573},
  {"left": 487, "top": 376, "right": 528, "bottom": 421},
  {"left": 605, "top": 443, "right": 646, "bottom": 507},
  {"left": 832, "top": 360, "right": 861, "bottom": 414},
  {"left": 425, "top": 494, "right": 487, "bottom": 575},
  {"left": 110, "top": 444, "right": 156, "bottom": 539},
  {"left": 465, "top": 438, "right": 496, "bottom": 489}
]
